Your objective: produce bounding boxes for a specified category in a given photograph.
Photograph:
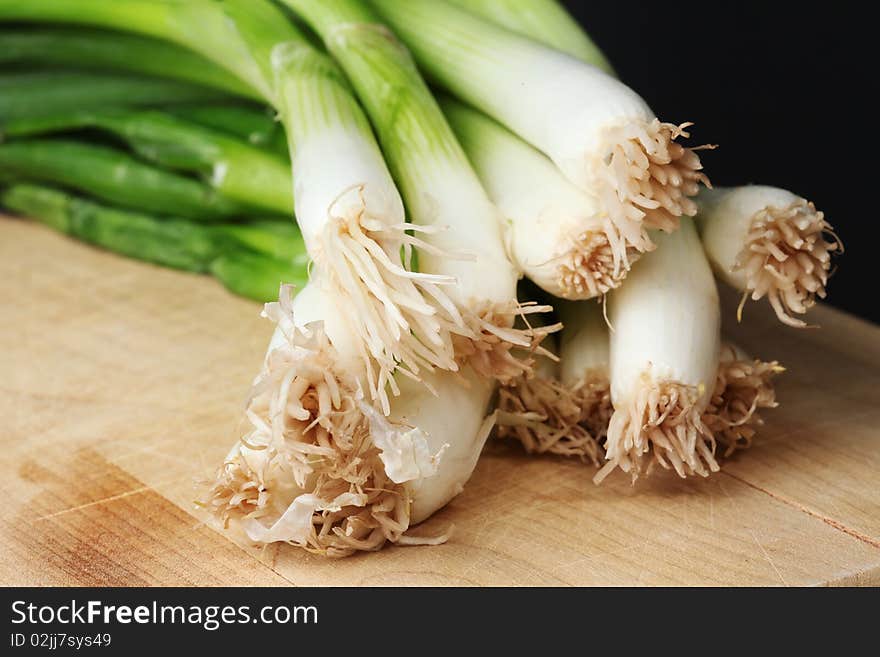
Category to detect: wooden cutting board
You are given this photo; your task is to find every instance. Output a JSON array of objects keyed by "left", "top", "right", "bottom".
[{"left": 1, "top": 216, "right": 878, "bottom": 586}]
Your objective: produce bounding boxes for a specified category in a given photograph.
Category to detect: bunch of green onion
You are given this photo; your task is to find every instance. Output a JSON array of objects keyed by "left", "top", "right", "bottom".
[
  {"left": 0, "top": 0, "right": 841, "bottom": 557},
  {"left": 1, "top": 28, "right": 304, "bottom": 301}
]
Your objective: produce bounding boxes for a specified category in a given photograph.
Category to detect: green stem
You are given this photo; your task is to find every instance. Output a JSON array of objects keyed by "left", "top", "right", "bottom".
[
  {"left": 210, "top": 250, "right": 308, "bottom": 303},
  {"left": 1, "top": 183, "right": 309, "bottom": 302},
  {"left": 0, "top": 0, "right": 400, "bottom": 249},
  {"left": 3, "top": 109, "right": 293, "bottom": 215},
  {"left": 443, "top": 0, "right": 613, "bottom": 73},
  {"left": 0, "top": 71, "right": 228, "bottom": 122},
  {"left": 0, "top": 139, "right": 247, "bottom": 221},
  {"left": 1, "top": 183, "right": 229, "bottom": 272},
  {"left": 0, "top": 27, "right": 258, "bottom": 99},
  {"left": 283, "top": 0, "right": 475, "bottom": 222},
  {"left": 0, "top": 0, "right": 306, "bottom": 105},
  {"left": 167, "top": 104, "right": 288, "bottom": 158},
  {"left": 214, "top": 220, "right": 308, "bottom": 263}
]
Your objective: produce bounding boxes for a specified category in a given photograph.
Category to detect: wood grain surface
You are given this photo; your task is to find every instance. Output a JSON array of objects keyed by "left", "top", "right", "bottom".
[{"left": 1, "top": 216, "right": 878, "bottom": 586}]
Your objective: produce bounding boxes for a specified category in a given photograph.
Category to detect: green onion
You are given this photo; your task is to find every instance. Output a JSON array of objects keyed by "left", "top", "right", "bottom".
[
  {"left": 442, "top": 96, "right": 630, "bottom": 300},
  {"left": 0, "top": 27, "right": 257, "bottom": 99},
  {"left": 0, "top": 70, "right": 228, "bottom": 122},
  {"left": 209, "top": 279, "right": 491, "bottom": 553},
  {"left": 0, "top": 0, "right": 801, "bottom": 555},
  {"left": 242, "top": 284, "right": 498, "bottom": 545},
  {"left": 554, "top": 303, "right": 781, "bottom": 467},
  {"left": 696, "top": 186, "right": 842, "bottom": 328},
  {"left": 0, "top": 139, "right": 247, "bottom": 221},
  {"left": 444, "top": 0, "right": 613, "bottom": 73},
  {"left": 3, "top": 109, "right": 293, "bottom": 215},
  {"left": 599, "top": 219, "right": 721, "bottom": 483},
  {"left": 371, "top": 0, "right": 709, "bottom": 256}
]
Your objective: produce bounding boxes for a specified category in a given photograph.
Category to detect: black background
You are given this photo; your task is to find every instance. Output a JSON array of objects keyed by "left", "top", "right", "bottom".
[{"left": 561, "top": 1, "right": 876, "bottom": 323}]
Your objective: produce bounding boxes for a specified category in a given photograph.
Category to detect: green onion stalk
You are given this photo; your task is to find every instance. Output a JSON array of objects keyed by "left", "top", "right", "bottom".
[
  {"left": 695, "top": 186, "right": 842, "bottom": 328},
  {"left": 3, "top": 109, "right": 293, "bottom": 216},
  {"left": 445, "top": 0, "right": 614, "bottom": 74},
  {"left": 1, "top": 183, "right": 307, "bottom": 302},
  {"left": 0, "top": 70, "right": 229, "bottom": 122},
  {"left": 168, "top": 104, "right": 288, "bottom": 158},
  {"left": 442, "top": 96, "right": 629, "bottom": 300},
  {"left": 0, "top": 27, "right": 258, "bottom": 99},
  {"left": 0, "top": 139, "right": 248, "bottom": 221}
]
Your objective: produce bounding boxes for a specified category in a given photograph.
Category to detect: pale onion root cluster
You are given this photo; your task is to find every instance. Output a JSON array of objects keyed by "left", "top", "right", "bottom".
[
  {"left": 452, "top": 301, "right": 562, "bottom": 386},
  {"left": 496, "top": 372, "right": 602, "bottom": 464},
  {"left": 597, "top": 120, "right": 711, "bottom": 254},
  {"left": 205, "top": 292, "right": 429, "bottom": 558},
  {"left": 735, "top": 198, "right": 843, "bottom": 328},
  {"left": 504, "top": 352, "right": 779, "bottom": 480},
  {"left": 596, "top": 379, "right": 719, "bottom": 484},
  {"left": 568, "top": 373, "right": 614, "bottom": 450},
  {"left": 204, "top": 449, "right": 268, "bottom": 525},
  {"left": 704, "top": 348, "right": 783, "bottom": 458},
  {"left": 555, "top": 224, "right": 639, "bottom": 299},
  {"left": 316, "top": 184, "right": 465, "bottom": 413}
]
